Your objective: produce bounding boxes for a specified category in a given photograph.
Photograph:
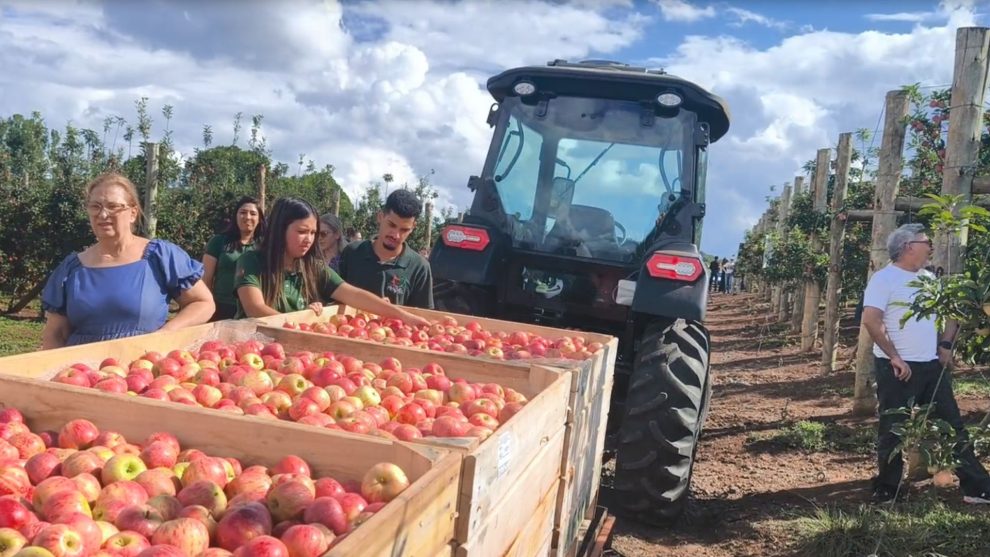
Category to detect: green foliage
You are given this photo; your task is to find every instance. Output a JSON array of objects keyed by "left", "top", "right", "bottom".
[
  {"left": 898, "top": 194, "right": 990, "bottom": 364},
  {"left": 747, "top": 421, "right": 873, "bottom": 455},
  {"left": 0, "top": 316, "right": 43, "bottom": 356},
  {"left": 789, "top": 501, "right": 990, "bottom": 557},
  {"left": 734, "top": 228, "right": 765, "bottom": 280},
  {"left": 884, "top": 401, "right": 960, "bottom": 474},
  {"left": 0, "top": 104, "right": 443, "bottom": 310},
  {"left": 764, "top": 228, "right": 825, "bottom": 286}
]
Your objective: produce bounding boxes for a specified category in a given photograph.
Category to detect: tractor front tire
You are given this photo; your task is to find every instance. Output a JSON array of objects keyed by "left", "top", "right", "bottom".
[{"left": 613, "top": 318, "right": 711, "bottom": 524}]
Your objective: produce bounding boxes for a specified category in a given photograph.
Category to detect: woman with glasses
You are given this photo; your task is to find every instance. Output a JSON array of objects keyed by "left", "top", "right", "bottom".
[
  {"left": 40, "top": 173, "right": 214, "bottom": 348},
  {"left": 202, "top": 196, "right": 265, "bottom": 320},
  {"left": 318, "top": 213, "right": 345, "bottom": 272}
]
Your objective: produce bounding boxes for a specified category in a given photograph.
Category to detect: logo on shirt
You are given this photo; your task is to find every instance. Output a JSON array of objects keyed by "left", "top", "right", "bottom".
[{"left": 386, "top": 275, "right": 408, "bottom": 298}]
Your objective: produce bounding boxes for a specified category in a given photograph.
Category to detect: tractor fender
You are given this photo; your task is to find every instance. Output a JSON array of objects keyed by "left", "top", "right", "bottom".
[
  {"left": 429, "top": 223, "right": 504, "bottom": 286},
  {"left": 631, "top": 240, "right": 709, "bottom": 322}
]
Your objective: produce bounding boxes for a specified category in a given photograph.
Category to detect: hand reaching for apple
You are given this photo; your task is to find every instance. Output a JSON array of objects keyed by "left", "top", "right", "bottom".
[{"left": 307, "top": 302, "right": 324, "bottom": 316}]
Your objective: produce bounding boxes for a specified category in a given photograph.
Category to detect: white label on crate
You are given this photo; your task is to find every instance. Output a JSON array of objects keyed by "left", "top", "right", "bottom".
[{"left": 497, "top": 433, "right": 514, "bottom": 478}]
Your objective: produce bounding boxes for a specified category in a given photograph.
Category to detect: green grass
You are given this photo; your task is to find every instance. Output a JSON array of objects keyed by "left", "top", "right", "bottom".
[
  {"left": 746, "top": 420, "right": 874, "bottom": 455},
  {"left": 953, "top": 376, "right": 990, "bottom": 397},
  {"left": 783, "top": 500, "right": 990, "bottom": 557},
  {"left": 0, "top": 316, "right": 43, "bottom": 356}
]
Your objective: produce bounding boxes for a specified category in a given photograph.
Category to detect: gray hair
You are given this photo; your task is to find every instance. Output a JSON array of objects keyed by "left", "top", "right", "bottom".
[
  {"left": 887, "top": 223, "right": 926, "bottom": 262},
  {"left": 319, "top": 213, "right": 347, "bottom": 253}
]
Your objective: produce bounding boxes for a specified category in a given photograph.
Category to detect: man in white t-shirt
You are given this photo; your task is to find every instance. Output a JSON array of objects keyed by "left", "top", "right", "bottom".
[{"left": 862, "top": 223, "right": 990, "bottom": 504}]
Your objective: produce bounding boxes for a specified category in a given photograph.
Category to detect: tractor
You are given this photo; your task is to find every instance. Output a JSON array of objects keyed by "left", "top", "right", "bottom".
[{"left": 429, "top": 59, "right": 730, "bottom": 524}]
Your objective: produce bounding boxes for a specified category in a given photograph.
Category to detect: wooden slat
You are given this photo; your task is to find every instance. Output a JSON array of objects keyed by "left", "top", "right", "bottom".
[
  {"left": 501, "top": 478, "right": 559, "bottom": 557},
  {"left": 0, "top": 375, "right": 459, "bottom": 557},
  {"left": 456, "top": 370, "right": 570, "bottom": 541},
  {"left": 454, "top": 428, "right": 565, "bottom": 557}
]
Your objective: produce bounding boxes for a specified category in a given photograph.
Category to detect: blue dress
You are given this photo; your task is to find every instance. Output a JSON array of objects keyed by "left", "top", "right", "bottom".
[{"left": 41, "top": 240, "right": 204, "bottom": 346}]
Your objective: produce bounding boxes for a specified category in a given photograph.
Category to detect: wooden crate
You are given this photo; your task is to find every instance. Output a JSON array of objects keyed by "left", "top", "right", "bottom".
[
  {"left": 255, "top": 307, "right": 618, "bottom": 555},
  {"left": 0, "top": 322, "right": 570, "bottom": 557},
  {"left": 0, "top": 374, "right": 460, "bottom": 557}
]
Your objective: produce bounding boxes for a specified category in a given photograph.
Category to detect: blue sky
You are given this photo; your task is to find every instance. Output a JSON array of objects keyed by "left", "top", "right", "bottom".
[{"left": 0, "top": 0, "right": 985, "bottom": 259}]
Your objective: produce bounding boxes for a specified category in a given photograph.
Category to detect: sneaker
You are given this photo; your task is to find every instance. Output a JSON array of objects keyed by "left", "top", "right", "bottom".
[{"left": 963, "top": 492, "right": 990, "bottom": 504}]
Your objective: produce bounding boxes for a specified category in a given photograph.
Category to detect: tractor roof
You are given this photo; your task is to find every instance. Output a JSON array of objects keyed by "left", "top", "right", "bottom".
[{"left": 487, "top": 59, "right": 731, "bottom": 142}]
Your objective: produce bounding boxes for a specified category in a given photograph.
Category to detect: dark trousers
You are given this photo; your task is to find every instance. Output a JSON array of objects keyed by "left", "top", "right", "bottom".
[{"left": 874, "top": 357, "right": 990, "bottom": 495}]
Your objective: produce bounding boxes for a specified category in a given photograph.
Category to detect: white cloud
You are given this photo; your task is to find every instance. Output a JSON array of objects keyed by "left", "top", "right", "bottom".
[
  {"left": 647, "top": 2, "right": 981, "bottom": 255},
  {"left": 652, "top": 0, "right": 716, "bottom": 23},
  {"left": 725, "top": 7, "right": 788, "bottom": 30},
  {"left": 865, "top": 11, "right": 939, "bottom": 23}
]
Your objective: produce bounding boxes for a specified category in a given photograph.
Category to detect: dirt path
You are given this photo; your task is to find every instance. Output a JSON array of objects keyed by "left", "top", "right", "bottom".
[{"left": 606, "top": 291, "right": 989, "bottom": 557}]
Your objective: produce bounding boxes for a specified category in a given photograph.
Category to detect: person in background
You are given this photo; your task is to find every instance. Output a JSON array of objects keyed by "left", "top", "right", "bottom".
[
  {"left": 202, "top": 196, "right": 265, "bottom": 321},
  {"left": 708, "top": 257, "right": 721, "bottom": 293},
  {"left": 339, "top": 189, "right": 434, "bottom": 309},
  {"left": 724, "top": 258, "right": 736, "bottom": 294},
  {"left": 318, "top": 213, "right": 346, "bottom": 272},
  {"left": 345, "top": 227, "right": 363, "bottom": 244},
  {"left": 235, "top": 197, "right": 429, "bottom": 327},
  {"left": 41, "top": 173, "right": 214, "bottom": 348},
  {"left": 861, "top": 223, "right": 990, "bottom": 504}
]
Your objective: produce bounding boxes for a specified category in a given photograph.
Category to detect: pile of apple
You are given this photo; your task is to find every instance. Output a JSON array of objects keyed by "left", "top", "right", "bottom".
[
  {"left": 49, "top": 340, "right": 527, "bottom": 442},
  {"left": 281, "top": 313, "right": 603, "bottom": 361},
  {"left": 0, "top": 409, "right": 410, "bottom": 557}
]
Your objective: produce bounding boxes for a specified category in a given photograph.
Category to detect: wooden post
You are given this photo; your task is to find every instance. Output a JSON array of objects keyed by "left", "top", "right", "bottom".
[
  {"left": 935, "top": 27, "right": 990, "bottom": 274},
  {"left": 258, "top": 165, "right": 267, "bottom": 213},
  {"left": 333, "top": 189, "right": 341, "bottom": 217},
  {"left": 852, "top": 90, "right": 911, "bottom": 416},
  {"left": 143, "top": 142, "right": 159, "bottom": 238},
  {"left": 800, "top": 148, "right": 831, "bottom": 352},
  {"left": 822, "top": 133, "right": 853, "bottom": 371},
  {"left": 775, "top": 184, "right": 793, "bottom": 322},
  {"left": 425, "top": 201, "right": 434, "bottom": 251},
  {"left": 788, "top": 176, "right": 807, "bottom": 330}
]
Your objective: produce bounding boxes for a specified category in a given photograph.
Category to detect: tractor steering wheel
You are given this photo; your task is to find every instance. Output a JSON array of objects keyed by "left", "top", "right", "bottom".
[{"left": 614, "top": 221, "right": 627, "bottom": 245}]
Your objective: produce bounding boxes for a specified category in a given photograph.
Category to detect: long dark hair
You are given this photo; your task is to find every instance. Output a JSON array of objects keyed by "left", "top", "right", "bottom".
[
  {"left": 259, "top": 197, "right": 324, "bottom": 309},
  {"left": 221, "top": 196, "right": 266, "bottom": 251}
]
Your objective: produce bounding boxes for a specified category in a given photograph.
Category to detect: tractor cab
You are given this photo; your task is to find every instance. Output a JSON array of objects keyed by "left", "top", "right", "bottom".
[{"left": 432, "top": 60, "right": 729, "bottom": 331}]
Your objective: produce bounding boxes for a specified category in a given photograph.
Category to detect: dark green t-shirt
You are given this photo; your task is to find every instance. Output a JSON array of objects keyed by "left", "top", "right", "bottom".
[
  {"left": 205, "top": 234, "right": 255, "bottom": 307},
  {"left": 338, "top": 240, "right": 433, "bottom": 309},
  {"left": 233, "top": 250, "right": 343, "bottom": 317}
]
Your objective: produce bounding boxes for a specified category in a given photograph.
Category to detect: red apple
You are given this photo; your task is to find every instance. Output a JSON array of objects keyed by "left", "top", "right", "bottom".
[
  {"left": 280, "top": 524, "right": 328, "bottom": 557},
  {"left": 104, "top": 531, "right": 151, "bottom": 557},
  {"left": 33, "top": 524, "right": 86, "bottom": 557},
  {"left": 148, "top": 518, "right": 208, "bottom": 557},
  {"left": 232, "top": 535, "right": 288, "bottom": 557},
  {"left": 302, "top": 497, "right": 347, "bottom": 536},
  {"left": 0, "top": 499, "right": 32, "bottom": 530},
  {"left": 177, "top": 481, "right": 227, "bottom": 517},
  {"left": 58, "top": 420, "right": 100, "bottom": 450},
  {"left": 216, "top": 502, "right": 272, "bottom": 551}
]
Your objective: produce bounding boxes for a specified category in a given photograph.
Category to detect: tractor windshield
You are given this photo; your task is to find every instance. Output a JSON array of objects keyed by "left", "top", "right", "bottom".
[{"left": 486, "top": 96, "right": 696, "bottom": 264}]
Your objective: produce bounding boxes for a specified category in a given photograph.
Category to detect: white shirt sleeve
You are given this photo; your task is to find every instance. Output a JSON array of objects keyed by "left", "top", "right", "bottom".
[{"left": 862, "top": 269, "right": 890, "bottom": 311}]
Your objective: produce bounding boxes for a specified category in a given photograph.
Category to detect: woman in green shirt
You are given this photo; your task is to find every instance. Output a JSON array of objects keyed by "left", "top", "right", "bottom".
[
  {"left": 235, "top": 197, "right": 430, "bottom": 327},
  {"left": 203, "top": 196, "right": 266, "bottom": 321}
]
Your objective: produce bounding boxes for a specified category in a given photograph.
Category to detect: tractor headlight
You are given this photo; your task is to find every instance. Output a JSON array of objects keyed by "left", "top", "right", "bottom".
[
  {"left": 656, "top": 92, "right": 682, "bottom": 107},
  {"left": 513, "top": 81, "right": 537, "bottom": 96}
]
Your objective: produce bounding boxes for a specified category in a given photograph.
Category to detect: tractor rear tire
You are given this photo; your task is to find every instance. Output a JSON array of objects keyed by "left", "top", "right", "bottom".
[{"left": 612, "top": 318, "right": 711, "bottom": 524}]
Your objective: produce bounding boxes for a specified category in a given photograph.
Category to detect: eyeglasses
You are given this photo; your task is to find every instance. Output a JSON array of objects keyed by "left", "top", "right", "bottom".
[
  {"left": 86, "top": 202, "right": 132, "bottom": 216},
  {"left": 318, "top": 230, "right": 330, "bottom": 238},
  {"left": 909, "top": 239, "right": 933, "bottom": 248}
]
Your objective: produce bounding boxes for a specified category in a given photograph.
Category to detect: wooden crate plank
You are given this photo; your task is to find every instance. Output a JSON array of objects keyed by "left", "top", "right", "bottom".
[
  {"left": 456, "top": 372, "right": 570, "bottom": 541},
  {"left": 0, "top": 375, "right": 459, "bottom": 557},
  {"left": 501, "top": 477, "right": 559, "bottom": 557},
  {"left": 454, "top": 427, "right": 566, "bottom": 557}
]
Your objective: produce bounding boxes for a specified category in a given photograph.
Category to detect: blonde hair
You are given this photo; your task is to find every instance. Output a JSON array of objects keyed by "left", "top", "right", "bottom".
[{"left": 85, "top": 172, "right": 144, "bottom": 230}]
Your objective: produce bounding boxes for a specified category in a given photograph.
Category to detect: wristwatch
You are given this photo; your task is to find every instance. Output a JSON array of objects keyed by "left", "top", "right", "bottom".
[{"left": 938, "top": 340, "right": 953, "bottom": 350}]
